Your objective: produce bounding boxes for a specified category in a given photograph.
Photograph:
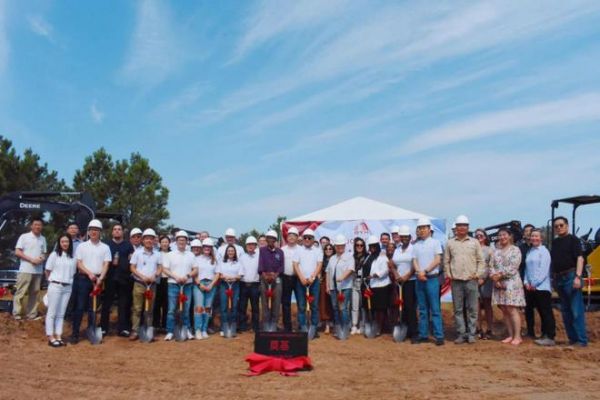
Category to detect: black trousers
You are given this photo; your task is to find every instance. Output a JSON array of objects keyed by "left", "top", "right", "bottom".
[
  {"left": 101, "top": 278, "right": 132, "bottom": 333},
  {"left": 281, "top": 274, "right": 296, "bottom": 331},
  {"left": 238, "top": 282, "right": 260, "bottom": 331},
  {"left": 525, "top": 289, "right": 556, "bottom": 339},
  {"left": 153, "top": 278, "right": 168, "bottom": 329},
  {"left": 402, "top": 280, "right": 418, "bottom": 339}
]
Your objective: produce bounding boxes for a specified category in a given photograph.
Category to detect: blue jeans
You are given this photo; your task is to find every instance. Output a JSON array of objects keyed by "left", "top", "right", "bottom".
[
  {"left": 219, "top": 281, "right": 240, "bottom": 328},
  {"left": 71, "top": 274, "right": 94, "bottom": 337},
  {"left": 295, "top": 279, "right": 320, "bottom": 329},
  {"left": 555, "top": 271, "right": 588, "bottom": 345},
  {"left": 329, "top": 288, "right": 352, "bottom": 327},
  {"left": 416, "top": 276, "right": 444, "bottom": 340},
  {"left": 167, "top": 283, "right": 192, "bottom": 333},
  {"left": 193, "top": 280, "right": 216, "bottom": 333}
]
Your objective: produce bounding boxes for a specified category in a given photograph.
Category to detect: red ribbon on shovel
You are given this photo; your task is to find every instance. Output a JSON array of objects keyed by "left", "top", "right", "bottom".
[
  {"left": 144, "top": 289, "right": 154, "bottom": 300},
  {"left": 337, "top": 292, "right": 345, "bottom": 302},
  {"left": 89, "top": 285, "right": 102, "bottom": 297},
  {"left": 178, "top": 293, "right": 188, "bottom": 304}
]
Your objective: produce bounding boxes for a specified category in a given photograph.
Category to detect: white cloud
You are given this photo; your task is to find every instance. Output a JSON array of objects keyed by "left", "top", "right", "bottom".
[
  {"left": 90, "top": 102, "right": 105, "bottom": 123},
  {"left": 120, "top": 0, "right": 182, "bottom": 88},
  {"left": 0, "top": 0, "right": 9, "bottom": 75},
  {"left": 398, "top": 92, "right": 600, "bottom": 155},
  {"left": 27, "top": 15, "right": 54, "bottom": 42}
]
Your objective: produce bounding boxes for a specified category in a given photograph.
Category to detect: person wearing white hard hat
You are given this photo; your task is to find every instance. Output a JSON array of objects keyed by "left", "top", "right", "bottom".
[
  {"left": 281, "top": 226, "right": 300, "bottom": 331},
  {"left": 103, "top": 223, "right": 136, "bottom": 337},
  {"left": 44, "top": 233, "right": 76, "bottom": 347},
  {"left": 217, "top": 228, "right": 244, "bottom": 261},
  {"left": 69, "top": 219, "right": 112, "bottom": 344},
  {"left": 129, "top": 227, "right": 143, "bottom": 250},
  {"left": 162, "top": 230, "right": 197, "bottom": 341},
  {"left": 391, "top": 225, "right": 418, "bottom": 342},
  {"left": 216, "top": 243, "right": 242, "bottom": 336},
  {"left": 129, "top": 229, "right": 162, "bottom": 341},
  {"left": 412, "top": 218, "right": 445, "bottom": 345},
  {"left": 366, "top": 235, "right": 391, "bottom": 336},
  {"left": 326, "top": 234, "right": 355, "bottom": 334},
  {"left": 192, "top": 238, "right": 219, "bottom": 339},
  {"left": 391, "top": 226, "right": 402, "bottom": 248},
  {"left": 292, "top": 228, "right": 323, "bottom": 336},
  {"left": 239, "top": 236, "right": 261, "bottom": 332},
  {"left": 350, "top": 237, "right": 369, "bottom": 334},
  {"left": 444, "top": 215, "right": 484, "bottom": 344},
  {"left": 258, "top": 230, "right": 284, "bottom": 330}
]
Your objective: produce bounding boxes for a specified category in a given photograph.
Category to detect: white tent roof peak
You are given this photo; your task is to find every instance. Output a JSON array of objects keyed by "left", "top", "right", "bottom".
[{"left": 289, "top": 196, "right": 436, "bottom": 222}]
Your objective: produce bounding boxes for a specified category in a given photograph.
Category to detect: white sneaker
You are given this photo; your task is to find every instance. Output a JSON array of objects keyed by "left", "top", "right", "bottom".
[
  {"left": 350, "top": 326, "right": 358, "bottom": 335},
  {"left": 202, "top": 332, "right": 209, "bottom": 339},
  {"left": 220, "top": 331, "right": 224, "bottom": 337},
  {"left": 187, "top": 330, "right": 194, "bottom": 340},
  {"left": 195, "top": 332, "right": 203, "bottom": 340},
  {"left": 164, "top": 333, "right": 173, "bottom": 341}
]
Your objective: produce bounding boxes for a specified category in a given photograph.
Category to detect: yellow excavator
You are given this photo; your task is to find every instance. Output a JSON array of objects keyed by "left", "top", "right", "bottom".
[{"left": 551, "top": 195, "right": 600, "bottom": 309}]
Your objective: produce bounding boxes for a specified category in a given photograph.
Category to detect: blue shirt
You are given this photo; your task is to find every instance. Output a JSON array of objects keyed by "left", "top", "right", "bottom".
[{"left": 524, "top": 245, "right": 551, "bottom": 292}]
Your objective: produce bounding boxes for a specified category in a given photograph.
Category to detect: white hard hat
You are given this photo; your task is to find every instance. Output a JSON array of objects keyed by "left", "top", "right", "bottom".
[
  {"left": 175, "top": 230, "right": 188, "bottom": 239},
  {"left": 367, "top": 235, "right": 379, "bottom": 245},
  {"left": 246, "top": 236, "right": 258, "bottom": 245},
  {"left": 288, "top": 227, "right": 299, "bottom": 236},
  {"left": 452, "top": 223, "right": 456, "bottom": 229},
  {"left": 398, "top": 225, "right": 411, "bottom": 236},
  {"left": 142, "top": 228, "right": 156, "bottom": 237},
  {"left": 88, "top": 219, "right": 103, "bottom": 230},
  {"left": 265, "top": 230, "right": 278, "bottom": 239},
  {"left": 130, "top": 227, "right": 142, "bottom": 236},
  {"left": 391, "top": 225, "right": 400, "bottom": 234},
  {"left": 416, "top": 218, "right": 431, "bottom": 227},
  {"left": 224, "top": 228, "right": 236, "bottom": 237},
  {"left": 202, "top": 238, "right": 214, "bottom": 247},
  {"left": 190, "top": 239, "right": 202, "bottom": 247},
  {"left": 302, "top": 228, "right": 315, "bottom": 237},
  {"left": 455, "top": 215, "right": 469, "bottom": 225},
  {"left": 333, "top": 234, "right": 346, "bottom": 246}
]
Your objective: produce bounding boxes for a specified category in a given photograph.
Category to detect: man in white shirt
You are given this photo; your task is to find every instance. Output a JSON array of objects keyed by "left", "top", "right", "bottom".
[
  {"left": 412, "top": 218, "right": 444, "bottom": 345},
  {"left": 129, "top": 229, "right": 162, "bottom": 341},
  {"left": 293, "top": 229, "right": 323, "bottom": 336},
  {"left": 70, "top": 219, "right": 112, "bottom": 344},
  {"left": 238, "top": 236, "right": 260, "bottom": 332},
  {"left": 281, "top": 227, "right": 300, "bottom": 332},
  {"left": 217, "top": 228, "right": 244, "bottom": 261},
  {"left": 327, "top": 235, "right": 355, "bottom": 333},
  {"left": 14, "top": 217, "right": 47, "bottom": 320}
]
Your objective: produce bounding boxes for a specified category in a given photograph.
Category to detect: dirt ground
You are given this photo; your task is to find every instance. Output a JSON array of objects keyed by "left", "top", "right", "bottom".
[{"left": 1, "top": 305, "right": 600, "bottom": 400}]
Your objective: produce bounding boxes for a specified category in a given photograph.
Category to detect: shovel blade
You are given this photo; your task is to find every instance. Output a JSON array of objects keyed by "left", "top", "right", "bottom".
[
  {"left": 307, "top": 324, "right": 317, "bottom": 340},
  {"left": 363, "top": 322, "right": 378, "bottom": 339},
  {"left": 174, "top": 322, "right": 186, "bottom": 342},
  {"left": 223, "top": 321, "right": 237, "bottom": 338},
  {"left": 393, "top": 323, "right": 408, "bottom": 343},
  {"left": 335, "top": 323, "right": 350, "bottom": 340},
  {"left": 139, "top": 325, "right": 154, "bottom": 343},
  {"left": 262, "top": 321, "right": 277, "bottom": 332},
  {"left": 88, "top": 326, "right": 102, "bottom": 345}
]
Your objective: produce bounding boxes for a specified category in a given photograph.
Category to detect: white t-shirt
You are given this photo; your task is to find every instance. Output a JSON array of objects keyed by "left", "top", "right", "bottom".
[
  {"left": 294, "top": 245, "right": 323, "bottom": 278},
  {"left": 130, "top": 247, "right": 161, "bottom": 283},
  {"left": 196, "top": 255, "right": 218, "bottom": 281},
  {"left": 393, "top": 244, "right": 415, "bottom": 280},
  {"left": 15, "top": 232, "right": 47, "bottom": 274},
  {"left": 162, "top": 249, "right": 196, "bottom": 284},
  {"left": 412, "top": 237, "right": 443, "bottom": 276},
  {"left": 240, "top": 251, "right": 260, "bottom": 283},
  {"left": 326, "top": 252, "right": 355, "bottom": 291},
  {"left": 217, "top": 243, "right": 244, "bottom": 262},
  {"left": 282, "top": 244, "right": 299, "bottom": 276},
  {"left": 370, "top": 253, "right": 391, "bottom": 288},
  {"left": 216, "top": 260, "right": 241, "bottom": 278},
  {"left": 75, "top": 240, "right": 112, "bottom": 275},
  {"left": 45, "top": 251, "right": 77, "bottom": 284}
]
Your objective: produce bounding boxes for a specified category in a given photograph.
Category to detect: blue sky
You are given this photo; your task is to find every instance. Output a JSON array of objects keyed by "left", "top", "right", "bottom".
[{"left": 2, "top": 0, "right": 600, "bottom": 236}]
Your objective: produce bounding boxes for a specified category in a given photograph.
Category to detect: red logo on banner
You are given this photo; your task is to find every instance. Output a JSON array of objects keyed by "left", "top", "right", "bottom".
[{"left": 353, "top": 221, "right": 370, "bottom": 237}]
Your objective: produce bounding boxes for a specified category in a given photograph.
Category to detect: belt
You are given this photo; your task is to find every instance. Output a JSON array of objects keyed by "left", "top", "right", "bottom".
[
  {"left": 78, "top": 272, "right": 100, "bottom": 279},
  {"left": 553, "top": 268, "right": 576, "bottom": 277},
  {"left": 50, "top": 280, "right": 70, "bottom": 286}
]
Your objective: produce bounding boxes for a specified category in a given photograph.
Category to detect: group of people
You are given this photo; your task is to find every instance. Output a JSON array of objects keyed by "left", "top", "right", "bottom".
[{"left": 12, "top": 213, "right": 588, "bottom": 348}]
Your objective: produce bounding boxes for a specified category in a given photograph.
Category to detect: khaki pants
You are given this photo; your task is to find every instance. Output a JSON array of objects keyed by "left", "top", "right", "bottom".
[
  {"left": 13, "top": 273, "right": 42, "bottom": 318},
  {"left": 131, "top": 282, "right": 155, "bottom": 332}
]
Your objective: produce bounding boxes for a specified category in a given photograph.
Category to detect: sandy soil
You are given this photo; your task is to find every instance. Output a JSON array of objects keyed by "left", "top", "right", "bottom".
[{"left": 1, "top": 305, "right": 600, "bottom": 400}]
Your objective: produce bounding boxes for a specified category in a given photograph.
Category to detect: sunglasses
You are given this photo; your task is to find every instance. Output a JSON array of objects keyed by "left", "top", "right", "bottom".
[{"left": 475, "top": 234, "right": 484, "bottom": 238}]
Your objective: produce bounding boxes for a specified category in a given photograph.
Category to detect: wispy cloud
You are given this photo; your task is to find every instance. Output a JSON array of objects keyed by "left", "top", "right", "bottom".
[
  {"left": 27, "top": 15, "right": 55, "bottom": 43},
  {"left": 397, "top": 92, "right": 600, "bottom": 155},
  {"left": 90, "top": 102, "right": 105, "bottom": 124},
  {"left": 0, "top": 0, "right": 9, "bottom": 76},
  {"left": 120, "top": 0, "right": 182, "bottom": 88}
]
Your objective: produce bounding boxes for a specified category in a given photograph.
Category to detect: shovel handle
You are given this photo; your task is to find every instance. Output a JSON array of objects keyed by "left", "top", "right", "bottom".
[{"left": 92, "top": 294, "right": 97, "bottom": 312}]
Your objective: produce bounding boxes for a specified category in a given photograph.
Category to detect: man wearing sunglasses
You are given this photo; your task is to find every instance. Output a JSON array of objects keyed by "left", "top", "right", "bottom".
[{"left": 550, "top": 216, "right": 587, "bottom": 347}]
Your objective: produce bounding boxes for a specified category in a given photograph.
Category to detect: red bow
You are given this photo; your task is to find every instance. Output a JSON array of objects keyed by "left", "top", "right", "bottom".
[
  {"left": 0, "top": 287, "right": 7, "bottom": 297},
  {"left": 226, "top": 288, "right": 234, "bottom": 298},
  {"left": 89, "top": 286, "right": 102, "bottom": 297},
  {"left": 266, "top": 288, "right": 274, "bottom": 298},
  {"left": 395, "top": 298, "right": 404, "bottom": 307},
  {"left": 585, "top": 278, "right": 597, "bottom": 286},
  {"left": 244, "top": 353, "right": 312, "bottom": 377},
  {"left": 337, "top": 292, "right": 345, "bottom": 302},
  {"left": 178, "top": 293, "right": 188, "bottom": 303},
  {"left": 144, "top": 289, "right": 154, "bottom": 300},
  {"left": 363, "top": 288, "right": 373, "bottom": 299},
  {"left": 306, "top": 294, "right": 314, "bottom": 303}
]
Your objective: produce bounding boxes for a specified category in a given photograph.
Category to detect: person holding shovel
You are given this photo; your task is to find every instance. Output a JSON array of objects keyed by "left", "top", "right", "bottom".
[
  {"left": 392, "top": 225, "right": 418, "bottom": 342},
  {"left": 216, "top": 244, "right": 242, "bottom": 337},
  {"left": 293, "top": 229, "right": 323, "bottom": 337},
  {"left": 326, "top": 234, "right": 355, "bottom": 336},
  {"left": 129, "top": 229, "right": 162, "bottom": 341},
  {"left": 239, "top": 236, "right": 261, "bottom": 332},
  {"left": 193, "top": 238, "right": 219, "bottom": 339},
  {"left": 258, "top": 230, "right": 284, "bottom": 332},
  {"left": 162, "top": 230, "right": 197, "bottom": 341}
]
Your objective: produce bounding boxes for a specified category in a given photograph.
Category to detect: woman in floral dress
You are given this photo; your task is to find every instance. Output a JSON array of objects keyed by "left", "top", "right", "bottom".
[{"left": 490, "top": 228, "right": 526, "bottom": 346}]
